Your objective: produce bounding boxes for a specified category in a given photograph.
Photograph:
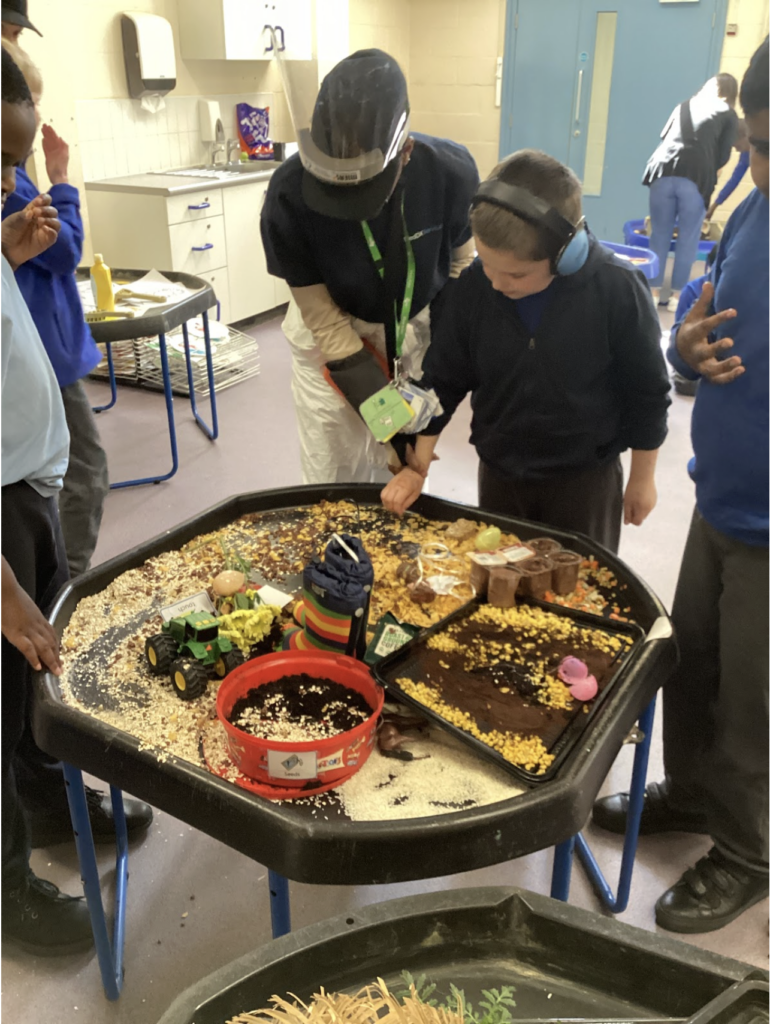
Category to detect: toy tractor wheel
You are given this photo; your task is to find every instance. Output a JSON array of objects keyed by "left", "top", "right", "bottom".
[
  {"left": 145, "top": 634, "right": 177, "bottom": 675},
  {"left": 214, "top": 648, "right": 244, "bottom": 678},
  {"left": 170, "top": 658, "right": 209, "bottom": 701}
]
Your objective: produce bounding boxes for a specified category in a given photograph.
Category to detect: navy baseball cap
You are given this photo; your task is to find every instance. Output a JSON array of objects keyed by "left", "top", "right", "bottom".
[
  {"left": 1, "top": 0, "right": 41, "bottom": 35},
  {"left": 301, "top": 49, "right": 411, "bottom": 221}
]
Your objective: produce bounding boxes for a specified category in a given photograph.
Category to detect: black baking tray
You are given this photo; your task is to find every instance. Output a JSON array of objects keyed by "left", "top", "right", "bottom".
[
  {"left": 156, "top": 887, "right": 764, "bottom": 1024},
  {"left": 32, "top": 485, "right": 678, "bottom": 885},
  {"left": 375, "top": 597, "right": 644, "bottom": 785},
  {"left": 75, "top": 268, "right": 215, "bottom": 342},
  {"left": 687, "top": 980, "right": 769, "bottom": 1024}
]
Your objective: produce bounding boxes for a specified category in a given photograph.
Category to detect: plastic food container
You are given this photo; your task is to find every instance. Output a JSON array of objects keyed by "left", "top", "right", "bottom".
[
  {"left": 518, "top": 556, "right": 554, "bottom": 599},
  {"left": 526, "top": 537, "right": 563, "bottom": 557},
  {"left": 216, "top": 650, "right": 384, "bottom": 788},
  {"left": 487, "top": 566, "right": 518, "bottom": 608},
  {"left": 549, "top": 550, "right": 584, "bottom": 595}
]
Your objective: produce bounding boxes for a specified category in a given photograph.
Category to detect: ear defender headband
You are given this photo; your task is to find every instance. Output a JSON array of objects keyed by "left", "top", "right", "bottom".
[{"left": 471, "top": 180, "right": 589, "bottom": 276}]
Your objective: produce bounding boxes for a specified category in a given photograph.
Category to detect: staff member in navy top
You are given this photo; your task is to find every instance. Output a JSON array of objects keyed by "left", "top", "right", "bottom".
[
  {"left": 261, "top": 48, "right": 478, "bottom": 484},
  {"left": 595, "top": 38, "right": 769, "bottom": 934}
]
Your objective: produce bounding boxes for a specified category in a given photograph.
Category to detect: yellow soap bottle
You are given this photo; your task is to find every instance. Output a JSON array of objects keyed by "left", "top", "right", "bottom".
[{"left": 90, "top": 254, "right": 115, "bottom": 312}]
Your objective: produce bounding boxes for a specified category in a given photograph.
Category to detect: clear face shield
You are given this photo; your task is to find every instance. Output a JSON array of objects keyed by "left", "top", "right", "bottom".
[{"left": 268, "top": 31, "right": 410, "bottom": 188}]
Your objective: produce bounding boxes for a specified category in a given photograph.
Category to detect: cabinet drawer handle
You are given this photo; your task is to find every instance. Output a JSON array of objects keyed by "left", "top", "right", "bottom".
[
  {"left": 191, "top": 243, "right": 214, "bottom": 251},
  {"left": 275, "top": 25, "right": 285, "bottom": 51},
  {"left": 188, "top": 202, "right": 210, "bottom": 210}
]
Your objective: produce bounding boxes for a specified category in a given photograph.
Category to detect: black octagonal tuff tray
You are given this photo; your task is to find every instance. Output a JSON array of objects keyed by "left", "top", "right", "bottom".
[
  {"left": 156, "top": 887, "right": 764, "bottom": 1024},
  {"left": 687, "top": 980, "right": 769, "bottom": 1024},
  {"left": 32, "top": 485, "right": 678, "bottom": 886},
  {"left": 374, "top": 597, "right": 644, "bottom": 785}
]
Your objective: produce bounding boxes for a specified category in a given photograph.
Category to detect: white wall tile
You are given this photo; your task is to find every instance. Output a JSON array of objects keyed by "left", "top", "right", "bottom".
[{"left": 169, "top": 134, "right": 183, "bottom": 169}]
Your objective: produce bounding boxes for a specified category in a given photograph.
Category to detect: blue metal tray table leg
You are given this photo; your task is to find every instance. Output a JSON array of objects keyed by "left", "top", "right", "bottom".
[
  {"left": 550, "top": 696, "right": 658, "bottom": 912},
  {"left": 92, "top": 342, "right": 118, "bottom": 413},
  {"left": 268, "top": 870, "right": 291, "bottom": 938},
  {"left": 92, "top": 316, "right": 221, "bottom": 488},
  {"left": 182, "top": 311, "right": 219, "bottom": 441},
  {"left": 63, "top": 764, "right": 128, "bottom": 1000}
]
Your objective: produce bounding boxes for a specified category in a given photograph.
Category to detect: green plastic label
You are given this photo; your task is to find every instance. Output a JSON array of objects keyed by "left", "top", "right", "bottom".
[{"left": 360, "top": 385, "right": 414, "bottom": 442}]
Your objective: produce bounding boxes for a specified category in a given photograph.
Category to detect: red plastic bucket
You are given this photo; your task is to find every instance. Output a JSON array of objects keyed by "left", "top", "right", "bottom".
[{"left": 216, "top": 650, "right": 384, "bottom": 788}]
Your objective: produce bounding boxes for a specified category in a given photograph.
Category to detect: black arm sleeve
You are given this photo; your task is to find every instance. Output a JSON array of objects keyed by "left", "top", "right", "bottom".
[
  {"left": 420, "top": 269, "right": 478, "bottom": 436},
  {"left": 609, "top": 266, "right": 671, "bottom": 451}
]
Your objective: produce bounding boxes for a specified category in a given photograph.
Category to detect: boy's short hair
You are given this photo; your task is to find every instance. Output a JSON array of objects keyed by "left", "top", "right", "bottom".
[
  {"left": 715, "top": 72, "right": 739, "bottom": 107},
  {"left": 1, "top": 45, "right": 33, "bottom": 106},
  {"left": 1, "top": 39, "right": 42, "bottom": 99},
  {"left": 471, "top": 150, "right": 583, "bottom": 261},
  {"left": 740, "top": 36, "right": 769, "bottom": 117}
]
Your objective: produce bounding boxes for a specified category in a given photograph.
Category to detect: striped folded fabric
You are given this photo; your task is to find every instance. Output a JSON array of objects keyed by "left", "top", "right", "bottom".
[{"left": 283, "top": 535, "right": 373, "bottom": 659}]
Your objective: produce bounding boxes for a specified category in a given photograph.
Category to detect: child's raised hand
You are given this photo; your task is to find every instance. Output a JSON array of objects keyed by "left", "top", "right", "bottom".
[
  {"left": 1, "top": 559, "right": 62, "bottom": 675},
  {"left": 41, "top": 125, "right": 70, "bottom": 185},
  {"left": 676, "top": 281, "right": 742, "bottom": 384},
  {"left": 1, "top": 194, "right": 61, "bottom": 268},
  {"left": 381, "top": 468, "right": 425, "bottom": 516}
]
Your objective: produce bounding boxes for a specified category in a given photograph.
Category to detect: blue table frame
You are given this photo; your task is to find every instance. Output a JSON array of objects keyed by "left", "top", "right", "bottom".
[
  {"left": 93, "top": 312, "right": 219, "bottom": 490},
  {"left": 65, "top": 694, "right": 658, "bottom": 999}
]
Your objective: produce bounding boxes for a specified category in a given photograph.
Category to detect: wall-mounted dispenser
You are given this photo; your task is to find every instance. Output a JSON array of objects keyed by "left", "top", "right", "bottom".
[{"left": 121, "top": 13, "right": 177, "bottom": 99}]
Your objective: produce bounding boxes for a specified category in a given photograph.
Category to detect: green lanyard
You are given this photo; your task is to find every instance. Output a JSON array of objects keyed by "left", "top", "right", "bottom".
[{"left": 360, "top": 199, "right": 416, "bottom": 367}]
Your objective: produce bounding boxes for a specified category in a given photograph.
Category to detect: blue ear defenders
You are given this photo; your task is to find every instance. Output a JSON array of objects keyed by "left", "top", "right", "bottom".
[{"left": 471, "top": 180, "right": 589, "bottom": 276}]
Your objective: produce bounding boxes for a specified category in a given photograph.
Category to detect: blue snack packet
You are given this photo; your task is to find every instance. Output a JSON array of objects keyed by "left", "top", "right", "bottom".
[{"left": 236, "top": 102, "right": 275, "bottom": 161}]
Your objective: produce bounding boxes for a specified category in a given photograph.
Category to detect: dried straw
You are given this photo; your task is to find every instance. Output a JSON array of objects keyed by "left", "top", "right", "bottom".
[{"left": 227, "top": 979, "right": 464, "bottom": 1024}]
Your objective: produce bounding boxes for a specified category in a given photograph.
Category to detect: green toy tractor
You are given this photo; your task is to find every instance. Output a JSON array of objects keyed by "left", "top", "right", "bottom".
[{"left": 145, "top": 611, "right": 244, "bottom": 700}]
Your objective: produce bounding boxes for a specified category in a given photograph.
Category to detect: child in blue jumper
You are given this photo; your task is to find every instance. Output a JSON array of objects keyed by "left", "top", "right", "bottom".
[{"left": 594, "top": 37, "right": 769, "bottom": 935}]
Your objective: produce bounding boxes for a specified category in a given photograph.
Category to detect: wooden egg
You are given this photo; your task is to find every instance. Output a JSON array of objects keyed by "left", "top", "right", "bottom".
[{"left": 212, "top": 570, "right": 246, "bottom": 596}]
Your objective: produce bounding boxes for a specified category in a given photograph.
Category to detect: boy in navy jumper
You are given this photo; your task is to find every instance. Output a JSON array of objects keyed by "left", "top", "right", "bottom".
[
  {"left": 382, "top": 150, "right": 670, "bottom": 553},
  {"left": 1, "top": 40, "right": 107, "bottom": 576},
  {"left": 594, "top": 38, "right": 769, "bottom": 934}
]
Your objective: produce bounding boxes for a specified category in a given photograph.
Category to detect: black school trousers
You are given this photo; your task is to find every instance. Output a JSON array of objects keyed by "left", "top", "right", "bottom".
[
  {"left": 664, "top": 508, "right": 769, "bottom": 874},
  {"left": 478, "top": 457, "right": 624, "bottom": 554},
  {"left": 2, "top": 481, "right": 69, "bottom": 892}
]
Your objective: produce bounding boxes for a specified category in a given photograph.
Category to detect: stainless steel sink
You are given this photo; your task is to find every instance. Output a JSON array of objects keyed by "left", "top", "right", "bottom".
[{"left": 156, "top": 161, "right": 283, "bottom": 179}]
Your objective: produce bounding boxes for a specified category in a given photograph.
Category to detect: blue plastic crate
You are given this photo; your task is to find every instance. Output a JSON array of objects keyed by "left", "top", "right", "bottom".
[
  {"left": 623, "top": 218, "right": 716, "bottom": 261},
  {"left": 601, "top": 239, "right": 659, "bottom": 280}
]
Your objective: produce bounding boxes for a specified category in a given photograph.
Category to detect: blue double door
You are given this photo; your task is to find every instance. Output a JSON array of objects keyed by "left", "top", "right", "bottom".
[{"left": 499, "top": 0, "right": 728, "bottom": 239}]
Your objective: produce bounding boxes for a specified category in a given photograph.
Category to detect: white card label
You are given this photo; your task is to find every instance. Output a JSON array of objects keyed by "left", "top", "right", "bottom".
[
  {"left": 256, "top": 584, "right": 294, "bottom": 609},
  {"left": 267, "top": 749, "right": 318, "bottom": 780},
  {"left": 500, "top": 545, "right": 535, "bottom": 564},
  {"left": 467, "top": 552, "right": 507, "bottom": 567},
  {"left": 161, "top": 591, "right": 216, "bottom": 622},
  {"left": 375, "top": 623, "right": 413, "bottom": 657}
]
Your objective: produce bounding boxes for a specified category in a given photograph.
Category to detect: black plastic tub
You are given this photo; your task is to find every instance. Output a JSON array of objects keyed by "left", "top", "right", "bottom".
[
  {"left": 32, "top": 485, "right": 678, "bottom": 886},
  {"left": 155, "top": 887, "right": 765, "bottom": 1024},
  {"left": 375, "top": 596, "right": 644, "bottom": 784}
]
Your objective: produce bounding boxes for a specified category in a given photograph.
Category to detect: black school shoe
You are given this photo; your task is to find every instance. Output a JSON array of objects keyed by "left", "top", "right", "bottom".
[
  {"left": 656, "top": 847, "right": 769, "bottom": 934},
  {"left": 29, "top": 786, "right": 153, "bottom": 848},
  {"left": 592, "top": 780, "right": 709, "bottom": 836},
  {"left": 2, "top": 872, "right": 94, "bottom": 955}
]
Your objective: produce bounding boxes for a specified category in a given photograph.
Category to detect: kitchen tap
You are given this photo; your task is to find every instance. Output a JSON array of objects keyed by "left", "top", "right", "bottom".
[
  {"left": 226, "top": 138, "right": 241, "bottom": 165},
  {"left": 209, "top": 118, "right": 226, "bottom": 165}
]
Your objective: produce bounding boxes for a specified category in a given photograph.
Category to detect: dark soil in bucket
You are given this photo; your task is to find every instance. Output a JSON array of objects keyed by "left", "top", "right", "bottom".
[{"left": 229, "top": 674, "right": 373, "bottom": 742}]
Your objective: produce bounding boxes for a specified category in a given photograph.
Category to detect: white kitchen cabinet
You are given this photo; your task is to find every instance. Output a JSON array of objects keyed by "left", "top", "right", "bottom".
[
  {"left": 85, "top": 179, "right": 286, "bottom": 325},
  {"left": 179, "top": 0, "right": 312, "bottom": 61},
  {"left": 222, "top": 181, "right": 276, "bottom": 322}
]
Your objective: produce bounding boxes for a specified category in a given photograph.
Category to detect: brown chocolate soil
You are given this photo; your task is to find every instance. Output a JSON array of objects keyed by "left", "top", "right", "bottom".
[
  {"left": 229, "top": 674, "right": 373, "bottom": 733},
  {"left": 406, "top": 617, "right": 624, "bottom": 755}
]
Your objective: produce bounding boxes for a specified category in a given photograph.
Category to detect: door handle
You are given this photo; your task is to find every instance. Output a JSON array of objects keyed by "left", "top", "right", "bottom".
[
  {"left": 575, "top": 68, "right": 584, "bottom": 121},
  {"left": 191, "top": 243, "right": 214, "bottom": 251},
  {"left": 188, "top": 202, "right": 210, "bottom": 210}
]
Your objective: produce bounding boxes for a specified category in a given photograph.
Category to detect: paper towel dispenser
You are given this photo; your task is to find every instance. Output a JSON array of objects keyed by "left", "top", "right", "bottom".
[{"left": 121, "top": 13, "right": 177, "bottom": 98}]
